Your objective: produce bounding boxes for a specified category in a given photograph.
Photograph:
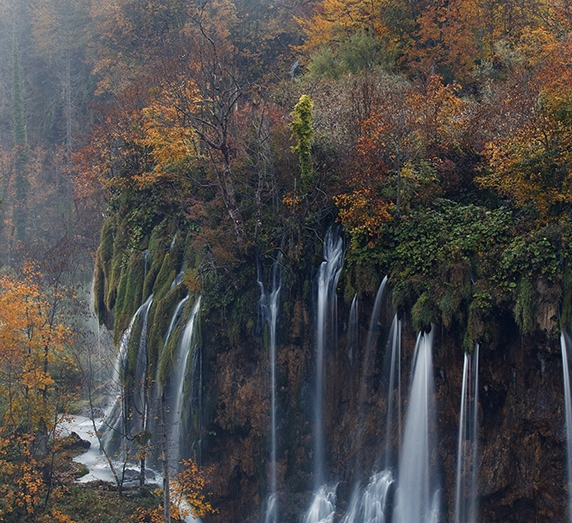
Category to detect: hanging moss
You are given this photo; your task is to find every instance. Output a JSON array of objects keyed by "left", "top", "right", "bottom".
[
  {"left": 464, "top": 288, "right": 494, "bottom": 350},
  {"left": 113, "top": 251, "right": 146, "bottom": 343},
  {"left": 106, "top": 219, "right": 131, "bottom": 312},
  {"left": 98, "top": 217, "right": 116, "bottom": 277},
  {"left": 411, "top": 291, "right": 437, "bottom": 331},
  {"left": 157, "top": 297, "right": 199, "bottom": 387},
  {"left": 124, "top": 310, "right": 145, "bottom": 393},
  {"left": 152, "top": 251, "right": 178, "bottom": 303},
  {"left": 148, "top": 221, "right": 171, "bottom": 263},
  {"left": 147, "top": 286, "right": 187, "bottom": 379},
  {"left": 93, "top": 262, "right": 111, "bottom": 328},
  {"left": 513, "top": 276, "right": 537, "bottom": 335}
]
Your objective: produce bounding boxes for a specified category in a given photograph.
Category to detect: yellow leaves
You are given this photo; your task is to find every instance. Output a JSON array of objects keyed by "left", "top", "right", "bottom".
[
  {"left": 130, "top": 506, "right": 164, "bottom": 523},
  {"left": 44, "top": 509, "right": 77, "bottom": 523},
  {"left": 170, "top": 459, "right": 217, "bottom": 519},
  {"left": 333, "top": 189, "right": 394, "bottom": 236},
  {"left": 136, "top": 83, "right": 201, "bottom": 185},
  {"left": 476, "top": 84, "right": 572, "bottom": 221},
  {"left": 296, "top": 0, "right": 386, "bottom": 54}
]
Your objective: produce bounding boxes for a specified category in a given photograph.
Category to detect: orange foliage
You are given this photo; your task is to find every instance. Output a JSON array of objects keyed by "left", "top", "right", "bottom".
[
  {"left": 170, "top": 459, "right": 217, "bottom": 520},
  {"left": 476, "top": 39, "right": 572, "bottom": 220},
  {"left": 0, "top": 263, "right": 75, "bottom": 519},
  {"left": 334, "top": 75, "right": 469, "bottom": 235}
]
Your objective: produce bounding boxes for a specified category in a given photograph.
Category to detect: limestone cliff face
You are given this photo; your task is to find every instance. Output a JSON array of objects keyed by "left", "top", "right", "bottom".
[
  {"left": 94, "top": 214, "right": 570, "bottom": 523},
  {"left": 196, "top": 291, "right": 569, "bottom": 523}
]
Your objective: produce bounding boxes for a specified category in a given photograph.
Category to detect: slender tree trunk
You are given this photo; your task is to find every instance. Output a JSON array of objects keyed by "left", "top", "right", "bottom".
[{"left": 218, "top": 147, "right": 247, "bottom": 253}]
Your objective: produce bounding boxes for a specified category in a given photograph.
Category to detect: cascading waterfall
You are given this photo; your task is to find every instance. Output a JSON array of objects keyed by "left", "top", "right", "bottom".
[
  {"left": 383, "top": 314, "right": 401, "bottom": 470},
  {"left": 347, "top": 294, "right": 358, "bottom": 366},
  {"left": 304, "top": 227, "right": 344, "bottom": 523},
  {"left": 132, "top": 295, "right": 154, "bottom": 438},
  {"left": 342, "top": 471, "right": 394, "bottom": 523},
  {"left": 171, "top": 269, "right": 185, "bottom": 290},
  {"left": 258, "top": 255, "right": 282, "bottom": 523},
  {"left": 101, "top": 294, "right": 154, "bottom": 456},
  {"left": 314, "top": 227, "right": 344, "bottom": 486},
  {"left": 168, "top": 297, "right": 202, "bottom": 468},
  {"left": 393, "top": 329, "right": 440, "bottom": 523},
  {"left": 453, "top": 344, "right": 479, "bottom": 523},
  {"left": 303, "top": 484, "right": 337, "bottom": 523},
  {"left": 345, "top": 305, "right": 398, "bottom": 523},
  {"left": 165, "top": 295, "right": 190, "bottom": 347},
  {"left": 562, "top": 332, "right": 572, "bottom": 523},
  {"left": 346, "top": 277, "right": 388, "bottom": 520},
  {"left": 144, "top": 249, "right": 150, "bottom": 280},
  {"left": 358, "top": 277, "right": 388, "bottom": 445}
]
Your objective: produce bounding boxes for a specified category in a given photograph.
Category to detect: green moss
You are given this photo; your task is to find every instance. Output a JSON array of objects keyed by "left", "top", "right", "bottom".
[
  {"left": 99, "top": 217, "right": 115, "bottom": 275},
  {"left": 148, "top": 219, "right": 173, "bottom": 265},
  {"left": 228, "top": 285, "right": 258, "bottom": 345},
  {"left": 411, "top": 291, "right": 437, "bottom": 331},
  {"left": 147, "top": 286, "right": 187, "bottom": 378},
  {"left": 158, "top": 296, "right": 199, "bottom": 386},
  {"left": 514, "top": 276, "right": 536, "bottom": 335},
  {"left": 113, "top": 250, "right": 146, "bottom": 343},
  {"left": 152, "top": 251, "right": 178, "bottom": 303},
  {"left": 123, "top": 300, "right": 150, "bottom": 394},
  {"left": 105, "top": 219, "right": 131, "bottom": 313}
]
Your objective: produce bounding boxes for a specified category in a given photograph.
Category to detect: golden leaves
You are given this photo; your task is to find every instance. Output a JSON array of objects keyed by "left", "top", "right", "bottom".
[
  {"left": 135, "top": 83, "right": 201, "bottom": 185},
  {"left": 170, "top": 459, "right": 217, "bottom": 519}
]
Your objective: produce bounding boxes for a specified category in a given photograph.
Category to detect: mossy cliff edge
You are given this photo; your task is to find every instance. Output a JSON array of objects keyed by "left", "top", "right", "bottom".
[{"left": 94, "top": 186, "right": 572, "bottom": 522}]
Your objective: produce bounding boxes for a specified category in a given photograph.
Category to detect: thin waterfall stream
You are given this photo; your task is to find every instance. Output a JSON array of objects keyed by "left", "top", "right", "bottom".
[
  {"left": 304, "top": 227, "right": 344, "bottom": 523},
  {"left": 454, "top": 344, "right": 479, "bottom": 523},
  {"left": 393, "top": 329, "right": 440, "bottom": 523},
  {"left": 101, "top": 294, "right": 154, "bottom": 456},
  {"left": 562, "top": 332, "right": 572, "bottom": 523},
  {"left": 169, "top": 297, "right": 202, "bottom": 469},
  {"left": 259, "top": 255, "right": 282, "bottom": 523}
]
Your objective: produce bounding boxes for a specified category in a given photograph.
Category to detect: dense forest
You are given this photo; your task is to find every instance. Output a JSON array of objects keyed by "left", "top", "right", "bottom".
[{"left": 1, "top": 0, "right": 572, "bottom": 521}]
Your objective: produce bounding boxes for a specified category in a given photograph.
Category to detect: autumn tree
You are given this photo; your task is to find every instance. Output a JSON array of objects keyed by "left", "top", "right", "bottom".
[
  {"left": 476, "top": 40, "right": 572, "bottom": 221},
  {"left": 333, "top": 74, "right": 469, "bottom": 237},
  {"left": 0, "top": 262, "right": 78, "bottom": 521}
]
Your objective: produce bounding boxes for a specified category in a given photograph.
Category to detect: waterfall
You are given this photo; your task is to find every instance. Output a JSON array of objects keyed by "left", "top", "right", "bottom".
[
  {"left": 393, "top": 329, "right": 440, "bottom": 523},
  {"left": 453, "top": 345, "right": 479, "bottom": 523},
  {"left": 314, "top": 227, "right": 344, "bottom": 487},
  {"left": 132, "top": 295, "right": 154, "bottom": 437},
  {"left": 384, "top": 314, "right": 401, "bottom": 469},
  {"left": 303, "top": 484, "right": 337, "bottom": 523},
  {"left": 342, "top": 471, "right": 394, "bottom": 523},
  {"left": 347, "top": 294, "right": 358, "bottom": 366},
  {"left": 562, "top": 333, "right": 572, "bottom": 523},
  {"left": 101, "top": 294, "right": 154, "bottom": 455},
  {"left": 304, "top": 227, "right": 344, "bottom": 523},
  {"left": 171, "top": 269, "right": 185, "bottom": 290},
  {"left": 357, "top": 277, "right": 388, "bottom": 450},
  {"left": 259, "top": 255, "right": 282, "bottom": 523},
  {"left": 365, "top": 277, "right": 388, "bottom": 363},
  {"left": 345, "top": 277, "right": 388, "bottom": 518},
  {"left": 346, "top": 305, "right": 398, "bottom": 523},
  {"left": 169, "top": 297, "right": 202, "bottom": 468},
  {"left": 144, "top": 249, "right": 150, "bottom": 280},
  {"left": 165, "top": 295, "right": 190, "bottom": 347}
]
